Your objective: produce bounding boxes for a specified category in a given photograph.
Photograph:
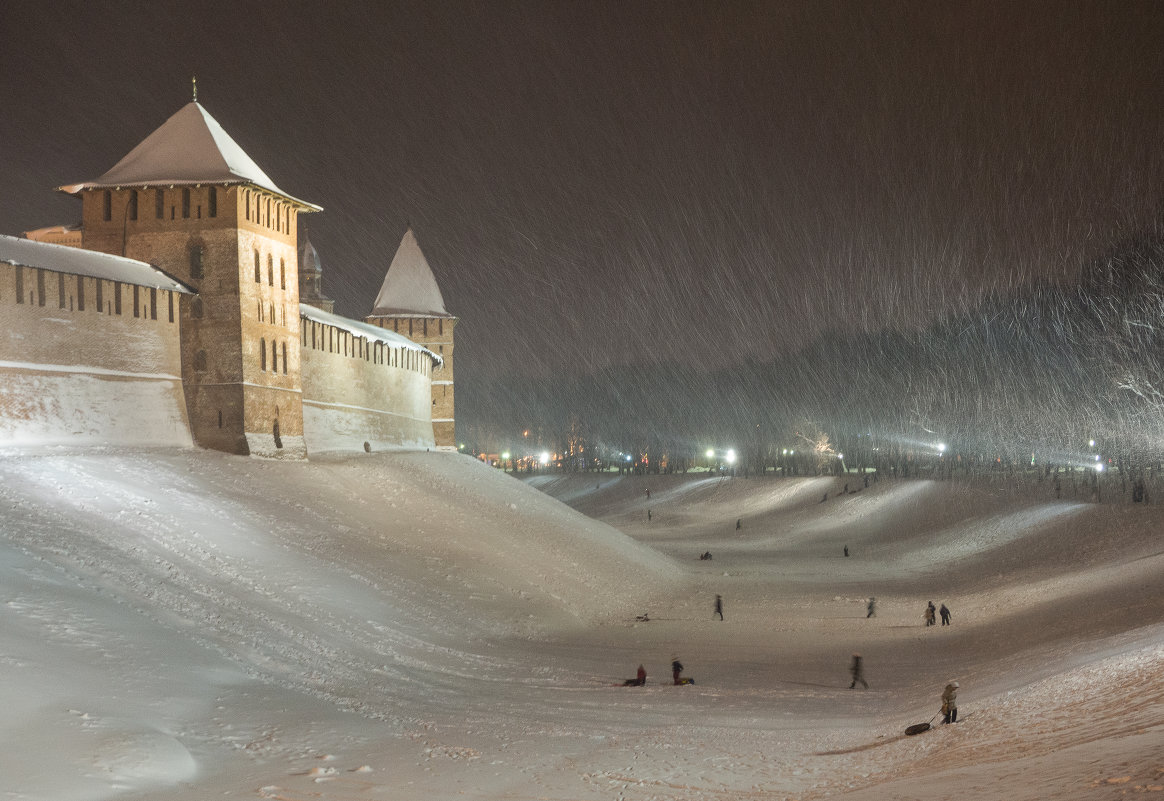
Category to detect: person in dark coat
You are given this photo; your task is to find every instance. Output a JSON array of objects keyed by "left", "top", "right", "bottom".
[
  {"left": 714, "top": 594, "right": 724, "bottom": 620},
  {"left": 671, "top": 657, "right": 684, "bottom": 685},
  {"left": 849, "top": 653, "right": 868, "bottom": 689},
  {"left": 866, "top": 597, "right": 876, "bottom": 618},
  {"left": 939, "top": 603, "right": 951, "bottom": 625}
]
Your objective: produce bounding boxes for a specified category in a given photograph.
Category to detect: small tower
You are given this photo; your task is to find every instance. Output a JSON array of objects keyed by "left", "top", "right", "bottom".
[
  {"left": 298, "top": 233, "right": 334, "bottom": 313},
  {"left": 58, "top": 101, "right": 321, "bottom": 457},
  {"left": 365, "top": 229, "right": 456, "bottom": 449}
]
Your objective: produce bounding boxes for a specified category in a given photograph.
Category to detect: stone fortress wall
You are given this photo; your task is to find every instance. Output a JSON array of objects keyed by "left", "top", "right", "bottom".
[
  {"left": 1, "top": 100, "right": 450, "bottom": 458},
  {"left": 300, "top": 313, "right": 436, "bottom": 453},
  {"left": 0, "top": 260, "right": 193, "bottom": 447}
]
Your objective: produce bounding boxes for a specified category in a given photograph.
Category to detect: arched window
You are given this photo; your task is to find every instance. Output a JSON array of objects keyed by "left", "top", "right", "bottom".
[
  {"left": 192, "top": 298, "right": 204, "bottom": 319},
  {"left": 254, "top": 250, "right": 261, "bottom": 283},
  {"left": 128, "top": 190, "right": 138, "bottom": 221},
  {"left": 269, "top": 303, "right": 275, "bottom": 325},
  {"left": 244, "top": 190, "right": 250, "bottom": 221},
  {"left": 279, "top": 258, "right": 285, "bottom": 289},
  {"left": 155, "top": 188, "right": 165, "bottom": 219},
  {"left": 282, "top": 342, "right": 288, "bottom": 374},
  {"left": 260, "top": 338, "right": 267, "bottom": 371},
  {"left": 103, "top": 190, "right": 112, "bottom": 221},
  {"left": 189, "top": 245, "right": 204, "bottom": 280},
  {"left": 182, "top": 188, "right": 191, "bottom": 218},
  {"left": 271, "top": 340, "right": 278, "bottom": 373},
  {"left": 267, "top": 255, "right": 274, "bottom": 285},
  {"left": 208, "top": 187, "right": 217, "bottom": 218}
]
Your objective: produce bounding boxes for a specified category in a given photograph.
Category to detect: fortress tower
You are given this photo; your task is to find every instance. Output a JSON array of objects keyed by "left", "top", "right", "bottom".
[
  {"left": 56, "top": 101, "right": 321, "bottom": 457},
  {"left": 365, "top": 229, "right": 456, "bottom": 449},
  {"left": 298, "top": 233, "right": 335, "bottom": 314}
]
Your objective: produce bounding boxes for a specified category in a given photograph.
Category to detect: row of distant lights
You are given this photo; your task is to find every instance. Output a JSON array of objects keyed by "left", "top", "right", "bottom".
[{"left": 474, "top": 439, "right": 1104, "bottom": 471}]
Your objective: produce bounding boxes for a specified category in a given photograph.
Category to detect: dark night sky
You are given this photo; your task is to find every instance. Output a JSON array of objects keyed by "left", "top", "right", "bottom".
[{"left": 3, "top": 1, "right": 1163, "bottom": 400}]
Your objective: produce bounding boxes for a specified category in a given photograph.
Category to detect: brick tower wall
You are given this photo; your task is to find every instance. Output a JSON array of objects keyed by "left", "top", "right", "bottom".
[{"left": 80, "top": 186, "right": 308, "bottom": 458}]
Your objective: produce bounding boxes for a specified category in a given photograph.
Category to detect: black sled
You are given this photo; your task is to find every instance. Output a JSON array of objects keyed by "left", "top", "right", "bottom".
[{"left": 905, "top": 713, "right": 938, "bottom": 735}]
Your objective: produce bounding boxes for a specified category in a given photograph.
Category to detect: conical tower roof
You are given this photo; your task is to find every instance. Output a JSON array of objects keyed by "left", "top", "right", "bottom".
[
  {"left": 370, "top": 228, "right": 451, "bottom": 317},
  {"left": 301, "top": 234, "right": 323, "bottom": 277},
  {"left": 59, "top": 102, "right": 321, "bottom": 210}
]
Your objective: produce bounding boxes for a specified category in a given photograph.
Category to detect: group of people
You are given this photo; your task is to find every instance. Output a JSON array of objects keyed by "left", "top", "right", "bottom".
[
  {"left": 924, "top": 601, "right": 952, "bottom": 626},
  {"left": 622, "top": 657, "right": 694, "bottom": 686}
]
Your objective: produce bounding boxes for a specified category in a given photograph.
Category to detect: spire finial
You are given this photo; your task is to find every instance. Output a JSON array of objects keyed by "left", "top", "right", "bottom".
[{"left": 192, "top": 75, "right": 198, "bottom": 102}]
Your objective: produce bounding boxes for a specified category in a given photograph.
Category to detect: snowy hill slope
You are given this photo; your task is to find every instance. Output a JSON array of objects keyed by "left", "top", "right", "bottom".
[{"left": 1, "top": 454, "right": 1161, "bottom": 800}]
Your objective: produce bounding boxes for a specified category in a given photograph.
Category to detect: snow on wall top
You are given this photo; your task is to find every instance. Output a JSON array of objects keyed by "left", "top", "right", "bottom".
[
  {"left": 369, "top": 229, "right": 451, "bottom": 318},
  {"left": 58, "top": 102, "right": 321, "bottom": 211},
  {"left": 0, "top": 234, "right": 193, "bottom": 293},
  {"left": 300, "top": 303, "right": 443, "bottom": 367}
]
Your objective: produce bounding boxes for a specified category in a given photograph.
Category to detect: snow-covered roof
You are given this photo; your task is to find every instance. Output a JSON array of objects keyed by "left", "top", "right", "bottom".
[
  {"left": 301, "top": 235, "right": 323, "bottom": 276},
  {"left": 58, "top": 102, "right": 321, "bottom": 212},
  {"left": 300, "top": 303, "right": 443, "bottom": 366},
  {"left": 369, "top": 229, "right": 452, "bottom": 318},
  {"left": 0, "top": 234, "right": 194, "bottom": 293}
]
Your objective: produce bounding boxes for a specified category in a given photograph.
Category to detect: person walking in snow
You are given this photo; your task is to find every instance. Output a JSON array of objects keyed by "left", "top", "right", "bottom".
[
  {"left": 924, "top": 601, "right": 936, "bottom": 627},
  {"left": 849, "top": 653, "right": 868, "bottom": 689},
  {"left": 736, "top": 518, "right": 742, "bottom": 530},
  {"left": 714, "top": 594, "right": 724, "bottom": 620},
  {"left": 866, "top": 597, "right": 876, "bottom": 618},
  {"left": 941, "top": 681, "right": 959, "bottom": 723},
  {"left": 939, "top": 603, "right": 951, "bottom": 626},
  {"left": 671, "top": 657, "right": 685, "bottom": 685}
]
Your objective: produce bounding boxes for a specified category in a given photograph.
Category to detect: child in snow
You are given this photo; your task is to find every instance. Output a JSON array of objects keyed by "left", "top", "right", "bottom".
[
  {"left": 941, "top": 681, "right": 959, "bottom": 723},
  {"left": 924, "top": 601, "right": 936, "bottom": 626},
  {"left": 623, "top": 665, "right": 647, "bottom": 686}
]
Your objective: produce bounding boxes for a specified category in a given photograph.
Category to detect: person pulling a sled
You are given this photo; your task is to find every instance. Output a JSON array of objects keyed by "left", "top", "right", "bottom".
[
  {"left": 623, "top": 665, "right": 647, "bottom": 686},
  {"left": 941, "top": 680, "right": 959, "bottom": 723},
  {"left": 672, "top": 656, "right": 693, "bottom": 685}
]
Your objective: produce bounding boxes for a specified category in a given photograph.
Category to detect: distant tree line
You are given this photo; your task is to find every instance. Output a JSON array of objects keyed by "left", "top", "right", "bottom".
[{"left": 460, "top": 225, "right": 1164, "bottom": 478}]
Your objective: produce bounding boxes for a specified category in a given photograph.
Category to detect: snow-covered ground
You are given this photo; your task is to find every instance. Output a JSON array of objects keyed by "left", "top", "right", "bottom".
[{"left": 1, "top": 449, "right": 1161, "bottom": 800}]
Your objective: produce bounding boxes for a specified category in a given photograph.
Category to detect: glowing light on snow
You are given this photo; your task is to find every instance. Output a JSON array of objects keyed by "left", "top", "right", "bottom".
[
  {"left": 706, "top": 449, "right": 715, "bottom": 459},
  {"left": 725, "top": 449, "right": 737, "bottom": 464},
  {"left": 938, "top": 443, "right": 947, "bottom": 453},
  {"left": 540, "top": 451, "right": 550, "bottom": 465}
]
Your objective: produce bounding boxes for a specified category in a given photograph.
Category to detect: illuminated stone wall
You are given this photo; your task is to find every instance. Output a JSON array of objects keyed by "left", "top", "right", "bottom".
[
  {"left": 300, "top": 317, "right": 435, "bottom": 454},
  {"left": 0, "top": 263, "right": 192, "bottom": 447}
]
